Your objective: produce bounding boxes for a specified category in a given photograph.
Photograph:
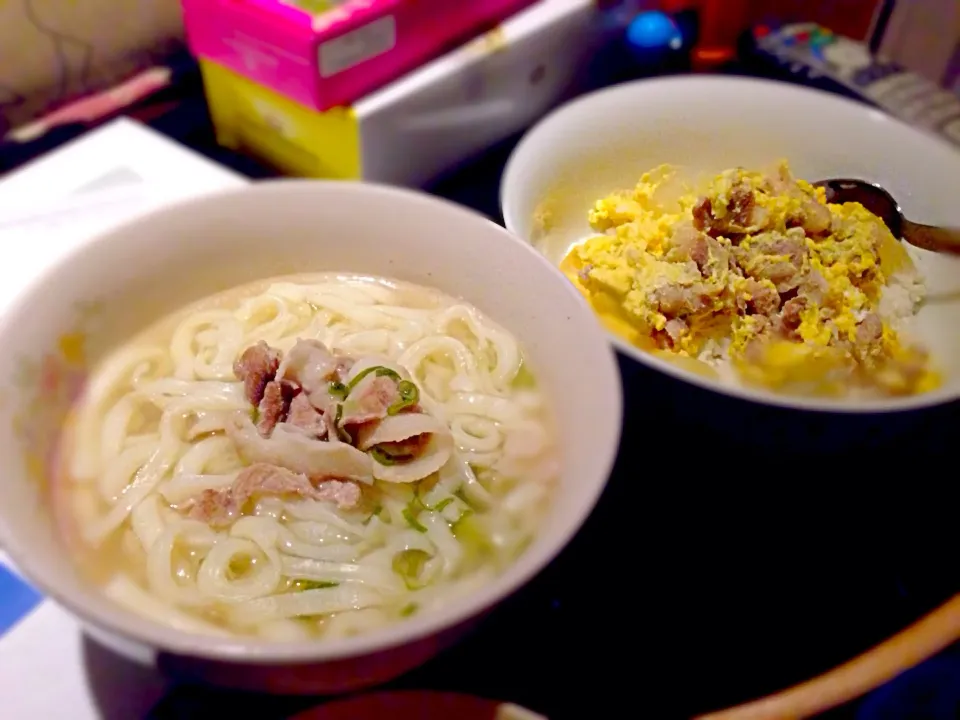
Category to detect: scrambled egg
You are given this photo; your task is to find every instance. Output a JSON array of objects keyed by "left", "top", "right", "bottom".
[{"left": 561, "top": 162, "right": 939, "bottom": 397}]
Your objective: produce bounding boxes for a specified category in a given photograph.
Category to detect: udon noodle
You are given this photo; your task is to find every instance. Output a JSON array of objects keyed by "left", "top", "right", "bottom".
[{"left": 58, "top": 274, "right": 557, "bottom": 640}]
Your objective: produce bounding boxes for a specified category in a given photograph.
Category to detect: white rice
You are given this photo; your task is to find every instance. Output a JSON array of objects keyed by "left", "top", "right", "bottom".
[
  {"left": 697, "top": 338, "right": 728, "bottom": 367},
  {"left": 878, "top": 267, "right": 926, "bottom": 332},
  {"left": 696, "top": 338, "right": 740, "bottom": 385}
]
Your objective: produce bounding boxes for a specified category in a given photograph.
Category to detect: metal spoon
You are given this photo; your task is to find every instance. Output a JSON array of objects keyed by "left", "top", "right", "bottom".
[{"left": 814, "top": 179, "right": 960, "bottom": 255}]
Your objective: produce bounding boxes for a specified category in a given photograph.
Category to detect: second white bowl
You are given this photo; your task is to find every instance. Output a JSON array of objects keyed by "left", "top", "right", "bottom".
[{"left": 501, "top": 76, "right": 960, "bottom": 413}]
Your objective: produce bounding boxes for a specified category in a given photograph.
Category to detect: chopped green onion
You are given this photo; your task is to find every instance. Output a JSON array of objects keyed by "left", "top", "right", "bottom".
[
  {"left": 370, "top": 446, "right": 414, "bottom": 466},
  {"left": 414, "top": 476, "right": 458, "bottom": 513},
  {"left": 370, "top": 447, "right": 399, "bottom": 466},
  {"left": 392, "top": 549, "right": 430, "bottom": 589},
  {"left": 455, "top": 514, "right": 493, "bottom": 569},
  {"left": 376, "top": 442, "right": 415, "bottom": 458},
  {"left": 328, "top": 381, "right": 348, "bottom": 399},
  {"left": 414, "top": 479, "right": 435, "bottom": 510},
  {"left": 345, "top": 365, "right": 401, "bottom": 394},
  {"left": 333, "top": 404, "right": 353, "bottom": 443},
  {"left": 363, "top": 504, "right": 383, "bottom": 525},
  {"left": 422, "top": 488, "right": 471, "bottom": 523},
  {"left": 403, "top": 507, "right": 427, "bottom": 533},
  {"left": 294, "top": 580, "right": 339, "bottom": 591},
  {"left": 453, "top": 513, "right": 486, "bottom": 546},
  {"left": 400, "top": 602, "right": 419, "bottom": 617},
  {"left": 512, "top": 361, "right": 537, "bottom": 389},
  {"left": 387, "top": 380, "right": 419, "bottom": 415}
]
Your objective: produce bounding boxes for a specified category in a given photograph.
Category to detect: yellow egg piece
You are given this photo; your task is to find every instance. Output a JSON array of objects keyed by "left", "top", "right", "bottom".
[
  {"left": 877, "top": 231, "right": 914, "bottom": 276},
  {"left": 558, "top": 246, "right": 583, "bottom": 276},
  {"left": 561, "top": 247, "right": 651, "bottom": 348},
  {"left": 651, "top": 350, "right": 720, "bottom": 379}
]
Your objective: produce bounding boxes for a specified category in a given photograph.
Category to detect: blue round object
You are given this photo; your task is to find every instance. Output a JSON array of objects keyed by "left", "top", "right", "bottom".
[{"left": 626, "top": 10, "right": 683, "bottom": 51}]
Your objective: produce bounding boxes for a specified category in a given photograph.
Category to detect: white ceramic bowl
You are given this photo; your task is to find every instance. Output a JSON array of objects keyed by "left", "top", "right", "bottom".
[
  {"left": 501, "top": 76, "right": 960, "bottom": 412},
  {"left": 0, "top": 181, "right": 621, "bottom": 693}
]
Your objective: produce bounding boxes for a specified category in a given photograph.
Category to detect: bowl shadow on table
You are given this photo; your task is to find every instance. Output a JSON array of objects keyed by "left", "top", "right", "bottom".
[{"left": 133, "top": 354, "right": 960, "bottom": 719}]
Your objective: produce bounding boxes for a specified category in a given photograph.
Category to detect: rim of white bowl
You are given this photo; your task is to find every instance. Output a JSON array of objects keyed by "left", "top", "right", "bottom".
[
  {"left": 501, "top": 75, "right": 960, "bottom": 414},
  {"left": 0, "top": 180, "right": 624, "bottom": 663}
]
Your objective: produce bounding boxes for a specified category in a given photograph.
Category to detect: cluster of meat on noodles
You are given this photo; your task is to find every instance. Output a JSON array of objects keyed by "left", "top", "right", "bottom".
[{"left": 61, "top": 275, "right": 557, "bottom": 639}]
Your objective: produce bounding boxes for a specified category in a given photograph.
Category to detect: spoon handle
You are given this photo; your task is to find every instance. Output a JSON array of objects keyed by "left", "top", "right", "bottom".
[
  {"left": 695, "top": 593, "right": 960, "bottom": 720},
  {"left": 901, "top": 219, "right": 960, "bottom": 255}
]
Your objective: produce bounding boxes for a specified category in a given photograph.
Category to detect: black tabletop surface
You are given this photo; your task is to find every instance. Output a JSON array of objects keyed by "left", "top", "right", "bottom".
[{"left": 4, "top": 54, "right": 957, "bottom": 720}]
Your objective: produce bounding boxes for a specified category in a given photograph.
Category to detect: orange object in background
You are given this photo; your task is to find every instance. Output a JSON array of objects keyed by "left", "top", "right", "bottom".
[{"left": 689, "top": 0, "right": 882, "bottom": 69}]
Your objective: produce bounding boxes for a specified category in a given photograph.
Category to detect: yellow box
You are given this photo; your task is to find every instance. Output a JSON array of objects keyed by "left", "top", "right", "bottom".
[
  {"left": 201, "top": 59, "right": 363, "bottom": 179},
  {"left": 200, "top": 0, "right": 600, "bottom": 185}
]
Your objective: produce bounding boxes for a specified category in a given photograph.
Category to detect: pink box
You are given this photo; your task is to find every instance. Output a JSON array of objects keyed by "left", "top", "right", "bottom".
[{"left": 182, "top": 0, "right": 539, "bottom": 111}]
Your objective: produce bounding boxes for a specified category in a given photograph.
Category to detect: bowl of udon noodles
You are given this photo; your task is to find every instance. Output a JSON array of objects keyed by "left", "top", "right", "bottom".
[{"left": 0, "top": 181, "right": 621, "bottom": 693}]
